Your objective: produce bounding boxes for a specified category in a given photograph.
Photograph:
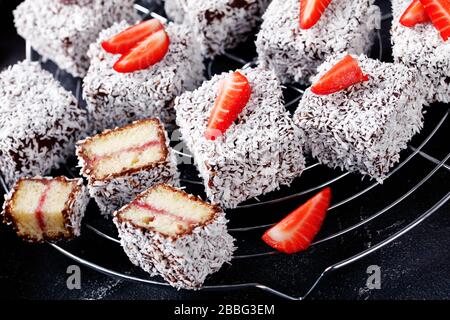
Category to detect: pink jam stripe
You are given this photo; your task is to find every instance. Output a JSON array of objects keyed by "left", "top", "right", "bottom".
[
  {"left": 92, "top": 140, "right": 160, "bottom": 162},
  {"left": 35, "top": 181, "right": 52, "bottom": 233},
  {"left": 133, "top": 202, "right": 199, "bottom": 226}
]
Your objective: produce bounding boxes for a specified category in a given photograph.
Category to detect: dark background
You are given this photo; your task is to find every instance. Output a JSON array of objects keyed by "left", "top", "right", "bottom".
[{"left": 0, "top": 0, "right": 449, "bottom": 300}]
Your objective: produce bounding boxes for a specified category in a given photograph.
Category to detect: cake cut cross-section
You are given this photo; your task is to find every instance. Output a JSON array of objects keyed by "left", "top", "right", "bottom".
[
  {"left": 293, "top": 53, "right": 425, "bottom": 182},
  {"left": 113, "top": 184, "right": 235, "bottom": 290},
  {"left": 76, "top": 118, "right": 179, "bottom": 215},
  {"left": 83, "top": 20, "right": 204, "bottom": 133},
  {"left": 175, "top": 67, "right": 305, "bottom": 209},
  {"left": 391, "top": 0, "right": 450, "bottom": 104},
  {"left": 256, "top": 0, "right": 381, "bottom": 84},
  {"left": 13, "top": 0, "right": 136, "bottom": 78},
  {"left": 0, "top": 60, "right": 88, "bottom": 187},
  {"left": 165, "top": 0, "right": 271, "bottom": 57},
  {"left": 1, "top": 176, "right": 88, "bottom": 242}
]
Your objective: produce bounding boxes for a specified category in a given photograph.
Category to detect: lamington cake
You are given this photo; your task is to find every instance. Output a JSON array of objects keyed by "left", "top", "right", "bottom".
[
  {"left": 113, "top": 184, "right": 235, "bottom": 289},
  {"left": 256, "top": 0, "right": 381, "bottom": 84},
  {"left": 14, "top": 0, "right": 136, "bottom": 78},
  {"left": 293, "top": 53, "right": 425, "bottom": 182},
  {"left": 165, "top": 0, "right": 271, "bottom": 57},
  {"left": 1, "top": 176, "right": 88, "bottom": 242},
  {"left": 76, "top": 118, "right": 179, "bottom": 215},
  {"left": 175, "top": 67, "right": 305, "bottom": 209},
  {"left": 83, "top": 20, "right": 204, "bottom": 133},
  {"left": 0, "top": 61, "right": 88, "bottom": 187},
  {"left": 391, "top": 0, "right": 450, "bottom": 104}
]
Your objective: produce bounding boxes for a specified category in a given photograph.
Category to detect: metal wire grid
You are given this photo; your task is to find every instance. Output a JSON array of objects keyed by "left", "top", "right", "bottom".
[{"left": 0, "top": 3, "right": 449, "bottom": 300}]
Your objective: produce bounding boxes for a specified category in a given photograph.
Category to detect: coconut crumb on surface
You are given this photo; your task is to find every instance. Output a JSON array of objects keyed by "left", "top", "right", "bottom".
[
  {"left": 256, "top": 0, "right": 380, "bottom": 84},
  {"left": 293, "top": 53, "right": 425, "bottom": 182}
]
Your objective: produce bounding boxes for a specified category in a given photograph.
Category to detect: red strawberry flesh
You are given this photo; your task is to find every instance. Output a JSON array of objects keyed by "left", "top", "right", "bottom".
[
  {"left": 113, "top": 29, "right": 170, "bottom": 73},
  {"left": 102, "top": 19, "right": 164, "bottom": 55},
  {"left": 299, "top": 0, "right": 332, "bottom": 29},
  {"left": 420, "top": 0, "right": 450, "bottom": 41},
  {"left": 204, "top": 71, "right": 252, "bottom": 141},
  {"left": 262, "top": 188, "right": 331, "bottom": 254},
  {"left": 400, "top": 0, "right": 431, "bottom": 27},
  {"left": 311, "top": 55, "right": 369, "bottom": 95}
]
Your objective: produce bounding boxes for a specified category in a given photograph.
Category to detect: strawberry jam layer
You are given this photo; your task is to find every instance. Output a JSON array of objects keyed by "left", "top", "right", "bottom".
[
  {"left": 91, "top": 140, "right": 160, "bottom": 162},
  {"left": 134, "top": 202, "right": 199, "bottom": 226},
  {"left": 35, "top": 180, "right": 52, "bottom": 233}
]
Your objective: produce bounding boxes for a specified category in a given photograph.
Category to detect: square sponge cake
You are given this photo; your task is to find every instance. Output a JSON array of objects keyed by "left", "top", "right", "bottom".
[
  {"left": 293, "top": 54, "right": 425, "bottom": 182},
  {"left": 2, "top": 176, "right": 88, "bottom": 242},
  {"left": 83, "top": 21, "right": 205, "bottom": 133},
  {"left": 113, "top": 184, "right": 235, "bottom": 289},
  {"left": 175, "top": 67, "right": 305, "bottom": 208},
  {"left": 76, "top": 118, "right": 179, "bottom": 215},
  {"left": 391, "top": 0, "right": 450, "bottom": 104},
  {"left": 0, "top": 60, "right": 88, "bottom": 187},
  {"left": 256, "top": 0, "right": 380, "bottom": 84},
  {"left": 165, "top": 0, "right": 271, "bottom": 57},
  {"left": 14, "top": 0, "right": 136, "bottom": 78}
]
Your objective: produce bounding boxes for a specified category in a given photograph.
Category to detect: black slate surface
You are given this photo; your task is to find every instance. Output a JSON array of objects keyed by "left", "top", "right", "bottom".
[{"left": 0, "top": 0, "right": 449, "bottom": 300}]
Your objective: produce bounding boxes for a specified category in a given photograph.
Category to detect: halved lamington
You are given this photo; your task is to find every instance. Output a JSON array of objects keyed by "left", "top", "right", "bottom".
[
  {"left": 293, "top": 54, "right": 425, "bottom": 182},
  {"left": 165, "top": 0, "right": 270, "bottom": 57},
  {"left": 14, "top": 0, "right": 136, "bottom": 78},
  {"left": 1, "top": 176, "right": 88, "bottom": 242},
  {"left": 113, "top": 184, "right": 235, "bottom": 289},
  {"left": 175, "top": 67, "right": 305, "bottom": 209},
  {"left": 0, "top": 61, "right": 88, "bottom": 187},
  {"left": 76, "top": 118, "right": 179, "bottom": 215},
  {"left": 256, "top": 0, "right": 380, "bottom": 84},
  {"left": 83, "top": 20, "right": 204, "bottom": 133},
  {"left": 391, "top": 0, "right": 450, "bottom": 104}
]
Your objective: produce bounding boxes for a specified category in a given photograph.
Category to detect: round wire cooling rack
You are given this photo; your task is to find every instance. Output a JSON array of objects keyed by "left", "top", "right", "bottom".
[{"left": 1, "top": 2, "right": 450, "bottom": 300}]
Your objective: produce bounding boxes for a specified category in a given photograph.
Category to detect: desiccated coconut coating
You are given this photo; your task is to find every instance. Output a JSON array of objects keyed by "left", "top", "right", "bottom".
[
  {"left": 0, "top": 60, "right": 88, "bottom": 187},
  {"left": 13, "top": 0, "right": 137, "bottom": 78},
  {"left": 113, "top": 184, "right": 235, "bottom": 290},
  {"left": 175, "top": 67, "right": 305, "bottom": 209},
  {"left": 165, "top": 0, "right": 271, "bottom": 57},
  {"left": 76, "top": 119, "right": 180, "bottom": 216},
  {"left": 391, "top": 0, "right": 450, "bottom": 105},
  {"left": 256, "top": 0, "right": 380, "bottom": 84},
  {"left": 293, "top": 53, "right": 425, "bottom": 182},
  {"left": 83, "top": 21, "right": 205, "bottom": 133}
]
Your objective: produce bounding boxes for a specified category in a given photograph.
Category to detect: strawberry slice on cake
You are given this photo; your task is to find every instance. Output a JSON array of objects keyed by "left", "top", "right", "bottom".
[
  {"left": 299, "top": 0, "right": 332, "bottom": 29},
  {"left": 113, "top": 29, "right": 170, "bottom": 73},
  {"left": 102, "top": 19, "right": 164, "bottom": 55},
  {"left": 175, "top": 67, "right": 305, "bottom": 209},
  {"left": 100, "top": 18, "right": 171, "bottom": 73},
  {"left": 83, "top": 21, "right": 204, "bottom": 133},
  {"left": 400, "top": 0, "right": 431, "bottom": 27},
  {"left": 294, "top": 53, "right": 425, "bottom": 181},
  {"left": 205, "top": 71, "right": 252, "bottom": 140},
  {"left": 392, "top": 0, "right": 450, "bottom": 104},
  {"left": 256, "top": 0, "right": 380, "bottom": 85},
  {"left": 420, "top": 0, "right": 450, "bottom": 41},
  {"left": 311, "top": 54, "right": 369, "bottom": 95}
]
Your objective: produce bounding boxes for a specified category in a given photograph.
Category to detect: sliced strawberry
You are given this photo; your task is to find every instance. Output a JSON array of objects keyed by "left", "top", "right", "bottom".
[
  {"left": 102, "top": 19, "right": 164, "bottom": 54},
  {"left": 400, "top": 0, "right": 431, "bottom": 27},
  {"left": 299, "top": 0, "right": 332, "bottom": 29},
  {"left": 204, "top": 71, "right": 252, "bottom": 141},
  {"left": 311, "top": 55, "right": 369, "bottom": 95},
  {"left": 262, "top": 188, "right": 331, "bottom": 254},
  {"left": 113, "top": 29, "right": 170, "bottom": 73},
  {"left": 420, "top": 0, "right": 450, "bottom": 41}
]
